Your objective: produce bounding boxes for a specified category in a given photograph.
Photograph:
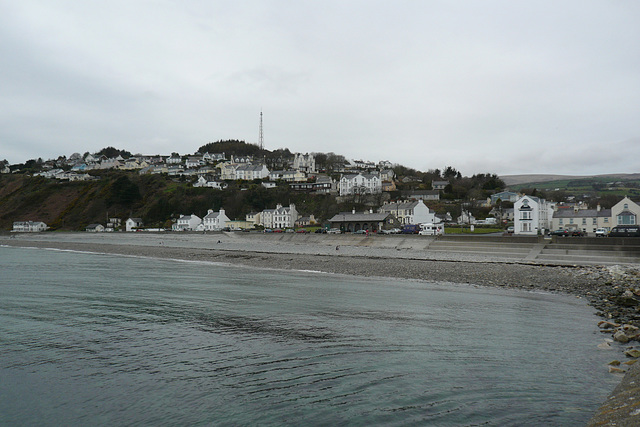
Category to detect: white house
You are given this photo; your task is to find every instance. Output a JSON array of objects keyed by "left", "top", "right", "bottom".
[
  {"left": 203, "top": 209, "right": 230, "bottom": 231},
  {"left": 173, "top": 214, "right": 202, "bottom": 231},
  {"left": 236, "top": 164, "right": 270, "bottom": 180},
  {"left": 193, "top": 176, "right": 227, "bottom": 189},
  {"left": 166, "top": 153, "right": 182, "bottom": 164},
  {"left": 12, "top": 221, "right": 48, "bottom": 232},
  {"left": 514, "top": 196, "right": 554, "bottom": 235},
  {"left": 261, "top": 204, "right": 298, "bottom": 229},
  {"left": 379, "top": 200, "right": 437, "bottom": 225},
  {"left": 293, "top": 153, "right": 316, "bottom": 173},
  {"left": 85, "top": 224, "right": 105, "bottom": 232},
  {"left": 612, "top": 196, "right": 640, "bottom": 227},
  {"left": 126, "top": 217, "right": 143, "bottom": 232},
  {"left": 339, "top": 173, "right": 382, "bottom": 196}
]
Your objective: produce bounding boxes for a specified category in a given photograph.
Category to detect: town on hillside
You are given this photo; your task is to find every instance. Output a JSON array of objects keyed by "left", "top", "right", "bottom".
[{"left": 2, "top": 141, "right": 639, "bottom": 237}]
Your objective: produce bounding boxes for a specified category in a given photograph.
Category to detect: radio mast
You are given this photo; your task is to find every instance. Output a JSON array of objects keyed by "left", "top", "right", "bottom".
[{"left": 258, "top": 110, "right": 264, "bottom": 151}]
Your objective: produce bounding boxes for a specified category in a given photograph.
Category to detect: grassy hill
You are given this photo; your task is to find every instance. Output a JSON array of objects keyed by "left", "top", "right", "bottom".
[{"left": 502, "top": 173, "right": 640, "bottom": 198}]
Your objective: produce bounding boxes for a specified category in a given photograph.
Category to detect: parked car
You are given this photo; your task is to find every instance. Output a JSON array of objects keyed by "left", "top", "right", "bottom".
[
  {"left": 506, "top": 226, "right": 514, "bottom": 234},
  {"left": 595, "top": 228, "right": 608, "bottom": 237},
  {"left": 296, "top": 228, "right": 309, "bottom": 233},
  {"left": 273, "top": 228, "right": 283, "bottom": 233},
  {"left": 285, "top": 228, "right": 295, "bottom": 233},
  {"left": 550, "top": 229, "right": 569, "bottom": 237},
  {"left": 327, "top": 228, "right": 341, "bottom": 234},
  {"left": 609, "top": 226, "right": 640, "bottom": 237},
  {"left": 571, "top": 229, "right": 585, "bottom": 237},
  {"left": 354, "top": 229, "right": 367, "bottom": 234},
  {"left": 315, "top": 228, "right": 327, "bottom": 234}
]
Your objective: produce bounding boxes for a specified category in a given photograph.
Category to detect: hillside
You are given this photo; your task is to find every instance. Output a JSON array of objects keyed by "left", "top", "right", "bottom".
[
  {"left": 501, "top": 173, "right": 640, "bottom": 186},
  {"left": 0, "top": 171, "right": 340, "bottom": 231}
]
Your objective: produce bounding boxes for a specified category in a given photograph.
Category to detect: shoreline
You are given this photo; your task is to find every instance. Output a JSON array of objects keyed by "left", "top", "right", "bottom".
[{"left": 2, "top": 232, "right": 640, "bottom": 423}]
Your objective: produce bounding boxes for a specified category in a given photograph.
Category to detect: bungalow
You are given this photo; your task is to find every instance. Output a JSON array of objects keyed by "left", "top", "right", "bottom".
[
  {"left": 85, "top": 224, "right": 105, "bottom": 232},
  {"left": 126, "top": 218, "right": 143, "bottom": 231},
  {"left": 203, "top": 209, "right": 230, "bottom": 231},
  {"left": 489, "top": 191, "right": 519, "bottom": 205},
  {"left": 12, "top": 221, "right": 48, "bottom": 232},
  {"left": 432, "top": 180, "right": 449, "bottom": 190}
]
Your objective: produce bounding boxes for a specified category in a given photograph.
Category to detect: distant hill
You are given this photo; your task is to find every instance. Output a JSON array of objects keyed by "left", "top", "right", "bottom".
[{"left": 501, "top": 173, "right": 640, "bottom": 186}]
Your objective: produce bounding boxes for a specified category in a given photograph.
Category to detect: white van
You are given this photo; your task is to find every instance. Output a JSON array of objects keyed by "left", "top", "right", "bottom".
[{"left": 418, "top": 223, "right": 444, "bottom": 236}]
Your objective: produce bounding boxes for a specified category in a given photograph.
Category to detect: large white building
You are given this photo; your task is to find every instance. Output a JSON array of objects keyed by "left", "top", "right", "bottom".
[
  {"left": 261, "top": 204, "right": 298, "bottom": 229},
  {"left": 173, "top": 214, "right": 202, "bottom": 231},
  {"left": 339, "top": 173, "right": 382, "bottom": 196},
  {"left": 12, "top": 221, "right": 48, "bottom": 232},
  {"left": 514, "top": 195, "right": 555, "bottom": 235},
  {"left": 293, "top": 153, "right": 316, "bottom": 173},
  {"left": 203, "top": 209, "right": 230, "bottom": 231},
  {"left": 612, "top": 196, "right": 639, "bottom": 226}
]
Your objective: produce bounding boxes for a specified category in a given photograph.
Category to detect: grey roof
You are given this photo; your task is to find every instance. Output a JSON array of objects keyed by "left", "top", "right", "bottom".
[
  {"left": 553, "top": 208, "right": 611, "bottom": 218},
  {"left": 329, "top": 212, "right": 391, "bottom": 222}
]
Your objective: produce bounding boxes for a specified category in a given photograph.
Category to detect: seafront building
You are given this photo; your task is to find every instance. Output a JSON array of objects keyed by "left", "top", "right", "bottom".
[
  {"left": 12, "top": 221, "right": 48, "bottom": 232},
  {"left": 514, "top": 195, "right": 555, "bottom": 235}
]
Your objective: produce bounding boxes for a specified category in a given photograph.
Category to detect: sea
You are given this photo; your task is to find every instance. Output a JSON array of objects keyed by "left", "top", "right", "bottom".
[{"left": 0, "top": 245, "right": 619, "bottom": 426}]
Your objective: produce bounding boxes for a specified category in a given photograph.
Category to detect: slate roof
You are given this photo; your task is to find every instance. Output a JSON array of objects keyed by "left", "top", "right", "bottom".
[{"left": 552, "top": 209, "right": 611, "bottom": 218}]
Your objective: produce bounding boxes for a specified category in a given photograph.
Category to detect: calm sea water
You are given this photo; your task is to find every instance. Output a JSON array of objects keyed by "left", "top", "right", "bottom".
[{"left": 0, "top": 246, "right": 617, "bottom": 426}]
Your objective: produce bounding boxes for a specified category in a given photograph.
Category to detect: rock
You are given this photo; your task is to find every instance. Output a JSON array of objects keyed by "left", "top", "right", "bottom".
[
  {"left": 598, "top": 320, "right": 621, "bottom": 329},
  {"left": 614, "top": 331, "right": 631, "bottom": 343},
  {"left": 598, "top": 341, "right": 613, "bottom": 350},
  {"left": 608, "top": 366, "right": 626, "bottom": 373},
  {"left": 623, "top": 359, "right": 637, "bottom": 366},
  {"left": 624, "top": 349, "right": 640, "bottom": 358},
  {"left": 608, "top": 360, "right": 621, "bottom": 366}
]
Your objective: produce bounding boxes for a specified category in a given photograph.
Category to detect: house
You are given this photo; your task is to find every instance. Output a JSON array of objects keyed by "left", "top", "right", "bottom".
[
  {"left": 379, "top": 169, "right": 395, "bottom": 182},
  {"left": 329, "top": 210, "right": 396, "bottom": 233},
  {"left": 246, "top": 212, "right": 261, "bottom": 226},
  {"left": 85, "top": 224, "right": 105, "bottom": 232},
  {"left": 289, "top": 175, "right": 335, "bottom": 194},
  {"left": 236, "top": 164, "right": 270, "bottom": 180},
  {"left": 262, "top": 182, "right": 277, "bottom": 189},
  {"left": 166, "top": 153, "right": 182, "bottom": 164},
  {"left": 339, "top": 173, "right": 382, "bottom": 196},
  {"left": 126, "top": 218, "right": 143, "bottom": 232},
  {"left": 379, "top": 200, "right": 438, "bottom": 225},
  {"left": 405, "top": 190, "right": 440, "bottom": 201},
  {"left": 295, "top": 215, "right": 317, "bottom": 227},
  {"left": 513, "top": 195, "right": 554, "bottom": 235},
  {"left": 193, "top": 176, "right": 227, "bottom": 189},
  {"left": 203, "top": 209, "right": 230, "bottom": 231},
  {"left": 552, "top": 205, "right": 612, "bottom": 234},
  {"left": 12, "top": 221, "right": 48, "bottom": 232},
  {"left": 185, "top": 157, "right": 204, "bottom": 169},
  {"left": 489, "top": 191, "right": 519, "bottom": 205},
  {"left": 218, "top": 162, "right": 239, "bottom": 180},
  {"left": 381, "top": 181, "right": 397, "bottom": 192},
  {"left": 202, "top": 152, "right": 226, "bottom": 163},
  {"left": 612, "top": 197, "right": 640, "bottom": 227},
  {"left": 293, "top": 153, "right": 316, "bottom": 173},
  {"left": 432, "top": 180, "right": 449, "bottom": 190},
  {"left": 457, "top": 210, "right": 477, "bottom": 225},
  {"left": 261, "top": 204, "right": 298, "bottom": 229},
  {"left": 173, "top": 214, "right": 202, "bottom": 231},
  {"left": 280, "top": 170, "right": 307, "bottom": 182}
]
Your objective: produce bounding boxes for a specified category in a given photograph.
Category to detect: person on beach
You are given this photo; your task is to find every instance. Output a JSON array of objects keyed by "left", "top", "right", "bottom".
[{"left": 336, "top": 245, "right": 339, "bottom": 251}]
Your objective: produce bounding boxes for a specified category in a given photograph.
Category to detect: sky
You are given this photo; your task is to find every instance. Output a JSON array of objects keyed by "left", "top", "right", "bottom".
[{"left": 1, "top": 1, "right": 639, "bottom": 176}]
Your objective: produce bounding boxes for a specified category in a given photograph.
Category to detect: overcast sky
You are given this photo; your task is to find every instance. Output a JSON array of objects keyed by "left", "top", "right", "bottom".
[{"left": 1, "top": 1, "right": 639, "bottom": 176}]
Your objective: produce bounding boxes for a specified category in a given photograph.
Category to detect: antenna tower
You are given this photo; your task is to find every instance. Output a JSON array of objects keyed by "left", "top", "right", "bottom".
[{"left": 258, "top": 110, "right": 264, "bottom": 151}]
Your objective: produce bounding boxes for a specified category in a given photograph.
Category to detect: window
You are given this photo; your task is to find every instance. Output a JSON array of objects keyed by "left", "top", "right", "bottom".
[
  {"left": 618, "top": 213, "right": 637, "bottom": 225},
  {"left": 582, "top": 218, "right": 586, "bottom": 225},
  {"left": 570, "top": 219, "right": 574, "bottom": 224},
  {"left": 593, "top": 218, "right": 597, "bottom": 225},
  {"left": 605, "top": 218, "right": 609, "bottom": 223},
  {"left": 559, "top": 219, "right": 563, "bottom": 225}
]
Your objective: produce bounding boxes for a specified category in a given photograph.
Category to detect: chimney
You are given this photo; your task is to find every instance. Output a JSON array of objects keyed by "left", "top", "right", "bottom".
[
  {"left": 352, "top": 208, "right": 356, "bottom": 214},
  {"left": 597, "top": 204, "right": 601, "bottom": 212},
  {"left": 208, "top": 209, "right": 213, "bottom": 214}
]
